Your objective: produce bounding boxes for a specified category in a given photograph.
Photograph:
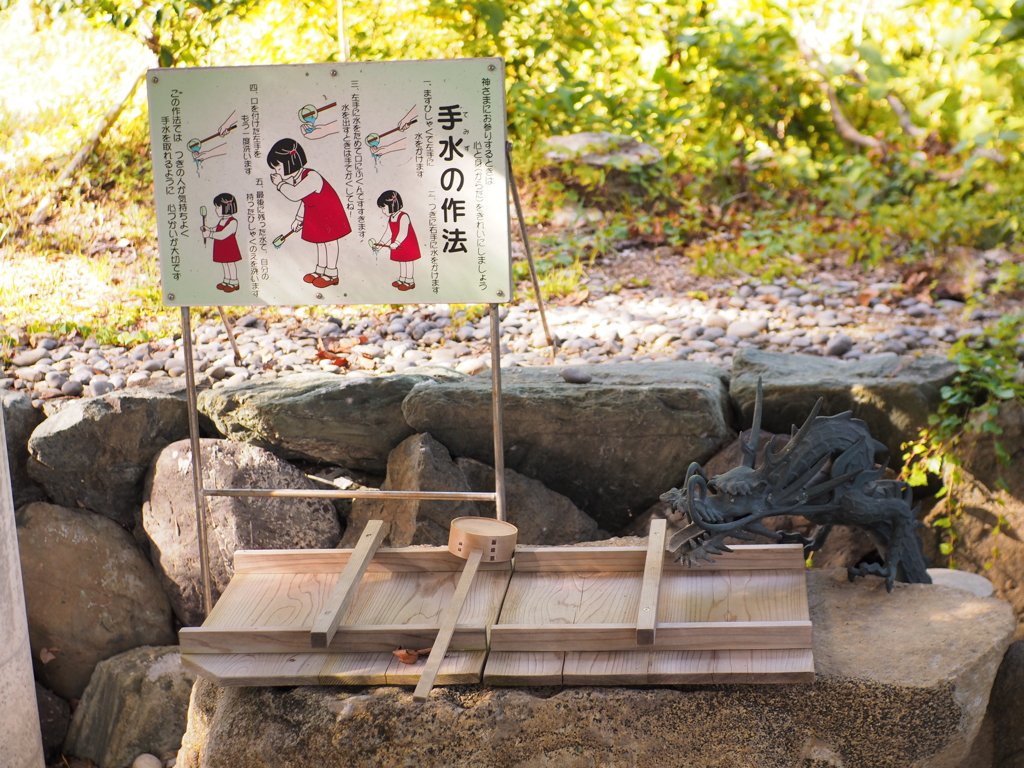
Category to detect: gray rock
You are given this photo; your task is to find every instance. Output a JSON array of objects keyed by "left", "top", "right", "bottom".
[
  {"left": 36, "top": 682, "right": 71, "bottom": 762},
  {"left": 11, "top": 347, "right": 51, "bottom": 367},
  {"left": 457, "top": 457, "right": 600, "bottom": 545},
  {"left": 64, "top": 646, "right": 196, "bottom": 768},
  {"left": 726, "top": 320, "right": 761, "bottom": 339},
  {"left": 26, "top": 390, "right": 189, "bottom": 527},
  {"left": 89, "top": 380, "right": 115, "bottom": 396},
  {"left": 142, "top": 439, "right": 341, "bottom": 626},
  {"left": 824, "top": 333, "right": 853, "bottom": 357},
  {"left": 16, "top": 502, "right": 175, "bottom": 699},
  {"left": 174, "top": 570, "right": 1015, "bottom": 768},
  {"left": 60, "top": 380, "right": 84, "bottom": 397},
  {"left": 198, "top": 371, "right": 462, "bottom": 474},
  {"left": 560, "top": 366, "right": 592, "bottom": 384},
  {"left": 730, "top": 349, "right": 957, "bottom": 466},
  {"left": 344, "top": 433, "right": 478, "bottom": 548},
  {"left": 3, "top": 391, "right": 46, "bottom": 508},
  {"left": 402, "top": 362, "right": 732, "bottom": 531}
]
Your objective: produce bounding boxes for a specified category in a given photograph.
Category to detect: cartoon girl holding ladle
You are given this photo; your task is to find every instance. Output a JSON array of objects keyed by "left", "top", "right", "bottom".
[{"left": 268, "top": 138, "right": 351, "bottom": 289}]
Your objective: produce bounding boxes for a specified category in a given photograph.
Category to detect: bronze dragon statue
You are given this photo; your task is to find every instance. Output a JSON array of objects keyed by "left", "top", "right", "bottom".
[{"left": 661, "top": 379, "right": 931, "bottom": 591}]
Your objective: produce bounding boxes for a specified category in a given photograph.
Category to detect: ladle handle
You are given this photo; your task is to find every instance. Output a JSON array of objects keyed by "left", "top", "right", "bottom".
[{"left": 412, "top": 548, "right": 484, "bottom": 702}]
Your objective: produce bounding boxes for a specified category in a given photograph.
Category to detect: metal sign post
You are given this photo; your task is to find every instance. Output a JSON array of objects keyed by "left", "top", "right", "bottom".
[{"left": 149, "top": 59, "right": 513, "bottom": 618}]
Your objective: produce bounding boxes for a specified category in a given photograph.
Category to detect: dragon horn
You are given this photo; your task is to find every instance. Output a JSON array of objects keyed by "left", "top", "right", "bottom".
[
  {"left": 741, "top": 377, "right": 764, "bottom": 469},
  {"left": 767, "top": 397, "right": 824, "bottom": 465}
]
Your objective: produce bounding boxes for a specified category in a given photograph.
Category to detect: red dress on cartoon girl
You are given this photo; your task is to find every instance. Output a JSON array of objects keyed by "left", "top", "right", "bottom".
[
  {"left": 374, "top": 189, "right": 420, "bottom": 291},
  {"left": 201, "top": 192, "right": 242, "bottom": 293},
  {"left": 388, "top": 212, "right": 421, "bottom": 262},
  {"left": 297, "top": 168, "right": 351, "bottom": 243},
  {"left": 212, "top": 219, "right": 243, "bottom": 263}
]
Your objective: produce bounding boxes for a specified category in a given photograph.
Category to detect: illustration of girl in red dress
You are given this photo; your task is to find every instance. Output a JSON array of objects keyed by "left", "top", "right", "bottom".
[
  {"left": 373, "top": 190, "right": 421, "bottom": 291},
  {"left": 267, "top": 138, "right": 351, "bottom": 289},
  {"left": 200, "top": 192, "right": 242, "bottom": 293}
]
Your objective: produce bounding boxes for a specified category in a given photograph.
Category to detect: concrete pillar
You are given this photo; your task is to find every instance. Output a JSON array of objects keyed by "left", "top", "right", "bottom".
[{"left": 0, "top": 409, "right": 44, "bottom": 768}]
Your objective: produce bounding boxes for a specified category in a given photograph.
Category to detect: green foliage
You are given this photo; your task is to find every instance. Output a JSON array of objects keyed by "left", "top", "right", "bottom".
[{"left": 37, "top": 0, "right": 262, "bottom": 66}]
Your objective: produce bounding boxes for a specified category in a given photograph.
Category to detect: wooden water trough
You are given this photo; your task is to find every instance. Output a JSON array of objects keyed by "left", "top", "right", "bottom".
[{"left": 180, "top": 519, "right": 815, "bottom": 694}]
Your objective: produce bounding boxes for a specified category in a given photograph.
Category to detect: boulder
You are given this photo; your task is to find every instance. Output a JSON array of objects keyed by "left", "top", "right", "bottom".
[
  {"left": 142, "top": 439, "right": 341, "bottom": 626},
  {"left": 988, "top": 640, "right": 1024, "bottom": 768},
  {"left": 16, "top": 502, "right": 175, "bottom": 699},
  {"left": 960, "top": 400, "right": 1024, "bottom": 502},
  {"left": 923, "top": 469, "right": 1024, "bottom": 620},
  {"left": 197, "top": 370, "right": 463, "bottom": 474},
  {"left": 64, "top": 646, "right": 196, "bottom": 768},
  {"left": 36, "top": 682, "right": 71, "bottom": 762},
  {"left": 343, "top": 433, "right": 478, "bottom": 548},
  {"left": 402, "top": 362, "right": 733, "bottom": 531},
  {"left": 176, "top": 570, "right": 1015, "bottom": 768},
  {"left": 730, "top": 350, "right": 957, "bottom": 467},
  {"left": 3, "top": 391, "right": 46, "bottom": 508},
  {"left": 27, "top": 390, "right": 189, "bottom": 527},
  {"left": 457, "top": 457, "right": 601, "bottom": 544}
]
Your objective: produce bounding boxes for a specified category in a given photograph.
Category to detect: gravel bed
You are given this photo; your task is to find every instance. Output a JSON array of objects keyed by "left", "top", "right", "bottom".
[{"left": 1, "top": 274, "right": 1012, "bottom": 408}]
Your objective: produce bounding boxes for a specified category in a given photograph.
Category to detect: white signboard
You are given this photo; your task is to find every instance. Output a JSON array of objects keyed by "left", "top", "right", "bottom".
[{"left": 146, "top": 58, "right": 511, "bottom": 306}]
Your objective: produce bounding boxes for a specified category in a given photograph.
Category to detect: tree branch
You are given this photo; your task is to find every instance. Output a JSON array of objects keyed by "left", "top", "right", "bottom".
[{"left": 795, "top": 33, "right": 882, "bottom": 150}]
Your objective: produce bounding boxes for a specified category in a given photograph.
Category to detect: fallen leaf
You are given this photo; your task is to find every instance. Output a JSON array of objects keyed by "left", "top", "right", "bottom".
[
  {"left": 857, "top": 287, "right": 879, "bottom": 307},
  {"left": 39, "top": 647, "right": 59, "bottom": 664},
  {"left": 392, "top": 647, "right": 433, "bottom": 664}
]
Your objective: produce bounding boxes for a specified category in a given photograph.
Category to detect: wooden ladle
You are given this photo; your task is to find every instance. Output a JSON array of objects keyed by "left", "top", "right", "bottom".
[{"left": 412, "top": 517, "right": 518, "bottom": 702}]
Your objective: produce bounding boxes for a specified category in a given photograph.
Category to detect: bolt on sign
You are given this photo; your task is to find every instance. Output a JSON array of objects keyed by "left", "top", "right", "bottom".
[{"left": 146, "top": 58, "right": 511, "bottom": 306}]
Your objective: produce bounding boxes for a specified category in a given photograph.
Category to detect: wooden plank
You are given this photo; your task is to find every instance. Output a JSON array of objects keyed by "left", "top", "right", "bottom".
[
  {"left": 204, "top": 572, "right": 334, "bottom": 628},
  {"left": 179, "top": 624, "right": 488, "bottom": 653},
  {"left": 711, "top": 649, "right": 815, "bottom": 684},
  {"left": 646, "top": 650, "right": 717, "bottom": 684},
  {"left": 386, "top": 651, "right": 487, "bottom": 686},
  {"left": 181, "top": 652, "right": 327, "bottom": 686},
  {"left": 488, "top": 621, "right": 812, "bottom": 652},
  {"left": 637, "top": 519, "right": 667, "bottom": 646},
  {"left": 310, "top": 520, "right": 386, "bottom": 648},
  {"left": 563, "top": 651, "right": 649, "bottom": 685},
  {"left": 233, "top": 547, "right": 512, "bottom": 574},
  {"left": 318, "top": 653, "right": 393, "bottom": 685},
  {"left": 511, "top": 544, "right": 804, "bottom": 572},
  {"left": 499, "top": 570, "right": 585, "bottom": 624},
  {"left": 482, "top": 652, "right": 564, "bottom": 686},
  {"left": 339, "top": 569, "right": 509, "bottom": 629},
  {"left": 661, "top": 568, "right": 809, "bottom": 624},
  {"left": 413, "top": 549, "right": 484, "bottom": 702}
]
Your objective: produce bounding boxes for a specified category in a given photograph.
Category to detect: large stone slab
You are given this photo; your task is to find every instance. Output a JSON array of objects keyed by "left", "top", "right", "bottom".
[
  {"left": 197, "top": 370, "right": 463, "bottom": 474},
  {"left": 3, "top": 391, "right": 46, "bottom": 509},
  {"left": 142, "top": 439, "right": 341, "bottom": 626},
  {"left": 16, "top": 502, "right": 175, "bottom": 699},
  {"left": 730, "top": 349, "right": 957, "bottom": 466},
  {"left": 402, "top": 362, "right": 732, "bottom": 531},
  {"left": 26, "top": 390, "right": 189, "bottom": 527},
  {"left": 175, "top": 570, "right": 1015, "bottom": 768},
  {"left": 64, "top": 646, "right": 196, "bottom": 768}
]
